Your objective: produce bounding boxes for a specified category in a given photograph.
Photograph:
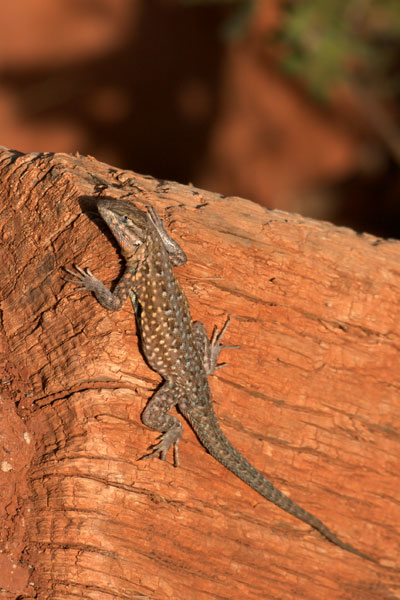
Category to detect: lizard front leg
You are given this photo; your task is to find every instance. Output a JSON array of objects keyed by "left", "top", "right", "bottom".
[
  {"left": 145, "top": 205, "right": 187, "bottom": 266},
  {"left": 64, "top": 264, "right": 135, "bottom": 311},
  {"left": 139, "top": 381, "right": 184, "bottom": 467}
]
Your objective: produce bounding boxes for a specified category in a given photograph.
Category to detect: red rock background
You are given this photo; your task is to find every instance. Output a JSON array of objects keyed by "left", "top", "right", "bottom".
[{"left": 0, "top": 0, "right": 399, "bottom": 236}]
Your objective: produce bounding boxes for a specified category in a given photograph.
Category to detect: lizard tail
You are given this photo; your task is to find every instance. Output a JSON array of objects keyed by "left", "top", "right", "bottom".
[{"left": 186, "top": 407, "right": 375, "bottom": 562}]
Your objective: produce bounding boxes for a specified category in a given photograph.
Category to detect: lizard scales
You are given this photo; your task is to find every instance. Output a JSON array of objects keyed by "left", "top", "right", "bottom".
[{"left": 65, "top": 196, "right": 373, "bottom": 562}]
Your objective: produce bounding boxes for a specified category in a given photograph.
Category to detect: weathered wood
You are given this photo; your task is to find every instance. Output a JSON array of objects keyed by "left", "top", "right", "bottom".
[{"left": 0, "top": 147, "right": 398, "bottom": 599}]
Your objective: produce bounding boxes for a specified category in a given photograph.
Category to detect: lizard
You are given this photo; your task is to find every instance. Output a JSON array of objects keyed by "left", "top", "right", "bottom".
[{"left": 65, "top": 196, "right": 374, "bottom": 562}]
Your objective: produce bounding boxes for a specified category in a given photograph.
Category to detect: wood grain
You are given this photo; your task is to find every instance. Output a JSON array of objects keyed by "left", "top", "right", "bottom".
[{"left": 0, "top": 146, "right": 398, "bottom": 599}]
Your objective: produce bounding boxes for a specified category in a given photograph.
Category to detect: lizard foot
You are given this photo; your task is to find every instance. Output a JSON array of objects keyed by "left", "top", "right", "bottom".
[
  {"left": 63, "top": 264, "right": 123, "bottom": 310},
  {"left": 63, "top": 264, "right": 103, "bottom": 293},
  {"left": 138, "top": 428, "right": 181, "bottom": 467},
  {"left": 207, "top": 316, "right": 240, "bottom": 374}
]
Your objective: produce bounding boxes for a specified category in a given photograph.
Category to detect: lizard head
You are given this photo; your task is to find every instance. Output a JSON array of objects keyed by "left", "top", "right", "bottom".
[{"left": 97, "top": 197, "right": 151, "bottom": 259}]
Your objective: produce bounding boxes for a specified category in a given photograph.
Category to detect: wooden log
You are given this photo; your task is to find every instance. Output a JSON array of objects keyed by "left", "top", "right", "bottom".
[{"left": 0, "top": 146, "right": 398, "bottom": 599}]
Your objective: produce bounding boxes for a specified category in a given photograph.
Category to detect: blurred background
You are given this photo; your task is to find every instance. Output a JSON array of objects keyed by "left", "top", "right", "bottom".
[{"left": 1, "top": 0, "right": 400, "bottom": 237}]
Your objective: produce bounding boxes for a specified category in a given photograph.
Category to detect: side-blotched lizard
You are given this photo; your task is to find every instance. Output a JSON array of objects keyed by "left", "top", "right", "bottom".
[{"left": 65, "top": 197, "right": 373, "bottom": 561}]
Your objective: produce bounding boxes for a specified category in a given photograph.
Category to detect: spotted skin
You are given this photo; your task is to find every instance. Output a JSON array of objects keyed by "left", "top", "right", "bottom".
[{"left": 65, "top": 197, "right": 373, "bottom": 562}]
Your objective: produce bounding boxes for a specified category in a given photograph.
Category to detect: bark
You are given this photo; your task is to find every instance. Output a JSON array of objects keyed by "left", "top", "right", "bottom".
[{"left": 0, "top": 146, "right": 398, "bottom": 600}]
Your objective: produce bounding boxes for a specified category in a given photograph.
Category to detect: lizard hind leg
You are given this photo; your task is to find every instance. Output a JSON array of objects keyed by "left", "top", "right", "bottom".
[
  {"left": 139, "top": 381, "right": 184, "bottom": 467},
  {"left": 192, "top": 316, "right": 240, "bottom": 376}
]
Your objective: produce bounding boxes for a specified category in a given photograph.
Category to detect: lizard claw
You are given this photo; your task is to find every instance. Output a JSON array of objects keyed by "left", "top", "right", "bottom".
[
  {"left": 208, "top": 316, "right": 240, "bottom": 373},
  {"left": 63, "top": 264, "right": 102, "bottom": 293},
  {"left": 138, "top": 432, "right": 181, "bottom": 467}
]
